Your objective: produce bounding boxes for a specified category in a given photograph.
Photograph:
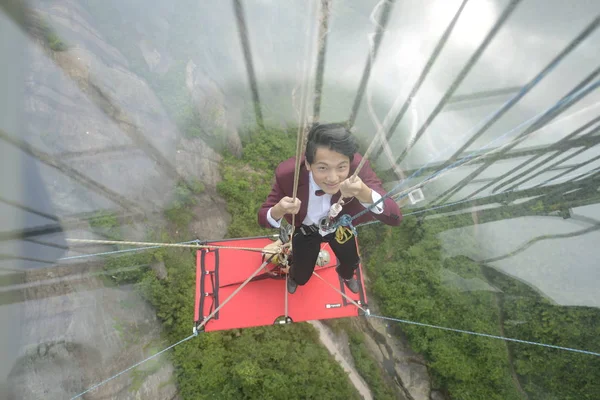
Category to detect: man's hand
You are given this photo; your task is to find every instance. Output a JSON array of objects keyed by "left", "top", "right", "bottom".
[
  {"left": 271, "top": 196, "right": 301, "bottom": 220},
  {"left": 340, "top": 175, "right": 373, "bottom": 203}
]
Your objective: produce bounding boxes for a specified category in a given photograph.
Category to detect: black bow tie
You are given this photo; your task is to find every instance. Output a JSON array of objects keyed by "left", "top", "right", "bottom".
[{"left": 315, "top": 190, "right": 325, "bottom": 196}]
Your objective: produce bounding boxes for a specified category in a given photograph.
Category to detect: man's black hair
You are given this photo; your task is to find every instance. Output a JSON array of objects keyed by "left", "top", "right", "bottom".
[{"left": 305, "top": 123, "right": 358, "bottom": 164}]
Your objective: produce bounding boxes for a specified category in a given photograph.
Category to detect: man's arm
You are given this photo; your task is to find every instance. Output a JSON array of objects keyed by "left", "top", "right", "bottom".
[
  {"left": 356, "top": 159, "right": 402, "bottom": 226},
  {"left": 357, "top": 189, "right": 385, "bottom": 214},
  {"left": 341, "top": 176, "right": 385, "bottom": 214},
  {"left": 258, "top": 173, "right": 285, "bottom": 228}
]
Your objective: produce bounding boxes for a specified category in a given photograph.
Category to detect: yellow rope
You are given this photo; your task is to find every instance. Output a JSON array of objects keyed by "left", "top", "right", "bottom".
[
  {"left": 65, "top": 238, "right": 280, "bottom": 254},
  {"left": 290, "top": 0, "right": 319, "bottom": 236}
]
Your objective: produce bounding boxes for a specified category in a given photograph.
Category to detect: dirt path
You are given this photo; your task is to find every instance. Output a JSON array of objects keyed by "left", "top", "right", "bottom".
[
  {"left": 493, "top": 293, "right": 529, "bottom": 400},
  {"left": 308, "top": 320, "right": 373, "bottom": 400},
  {"left": 481, "top": 268, "right": 529, "bottom": 400}
]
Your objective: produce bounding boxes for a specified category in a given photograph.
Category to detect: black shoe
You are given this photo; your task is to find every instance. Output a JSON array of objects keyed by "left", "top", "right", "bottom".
[
  {"left": 287, "top": 276, "right": 297, "bottom": 294},
  {"left": 343, "top": 277, "right": 360, "bottom": 294}
]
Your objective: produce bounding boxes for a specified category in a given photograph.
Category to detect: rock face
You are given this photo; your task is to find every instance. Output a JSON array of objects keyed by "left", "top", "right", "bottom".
[
  {"left": 140, "top": 39, "right": 173, "bottom": 75},
  {"left": 354, "top": 303, "right": 447, "bottom": 400},
  {"left": 431, "top": 391, "right": 446, "bottom": 400},
  {"left": 4, "top": 263, "right": 179, "bottom": 400},
  {"left": 151, "top": 261, "right": 168, "bottom": 280},
  {"left": 23, "top": 0, "right": 233, "bottom": 217},
  {"left": 309, "top": 321, "right": 373, "bottom": 400},
  {"left": 185, "top": 59, "right": 243, "bottom": 157},
  {"left": 24, "top": 4, "right": 179, "bottom": 215},
  {"left": 4, "top": 1, "right": 234, "bottom": 398},
  {"left": 189, "top": 194, "right": 231, "bottom": 241},
  {"left": 176, "top": 137, "right": 222, "bottom": 188}
]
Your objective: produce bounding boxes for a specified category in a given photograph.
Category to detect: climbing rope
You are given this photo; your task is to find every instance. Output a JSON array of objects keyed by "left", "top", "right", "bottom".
[
  {"left": 290, "top": 0, "right": 318, "bottom": 235},
  {"left": 310, "top": 249, "right": 600, "bottom": 358},
  {"left": 65, "top": 238, "right": 281, "bottom": 254},
  {"left": 60, "top": 235, "right": 280, "bottom": 261},
  {"left": 312, "top": 270, "right": 367, "bottom": 313},
  {"left": 346, "top": 79, "right": 600, "bottom": 226},
  {"left": 285, "top": 273, "right": 289, "bottom": 320},
  {"left": 368, "top": 314, "right": 600, "bottom": 357},
  {"left": 285, "top": 0, "right": 319, "bottom": 320},
  {"left": 69, "top": 334, "right": 196, "bottom": 400},
  {"left": 353, "top": 167, "right": 586, "bottom": 229},
  {"left": 70, "top": 259, "right": 270, "bottom": 400},
  {"left": 310, "top": 254, "right": 600, "bottom": 358},
  {"left": 59, "top": 239, "right": 201, "bottom": 260}
]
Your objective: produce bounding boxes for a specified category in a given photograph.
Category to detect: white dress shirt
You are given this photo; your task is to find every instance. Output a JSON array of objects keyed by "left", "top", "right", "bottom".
[{"left": 267, "top": 172, "right": 384, "bottom": 232}]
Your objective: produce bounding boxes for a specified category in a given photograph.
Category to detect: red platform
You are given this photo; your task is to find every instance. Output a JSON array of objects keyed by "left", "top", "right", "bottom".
[{"left": 194, "top": 238, "right": 368, "bottom": 332}]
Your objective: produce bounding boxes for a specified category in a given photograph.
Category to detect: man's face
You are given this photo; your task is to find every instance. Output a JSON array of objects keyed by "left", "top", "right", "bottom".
[{"left": 306, "top": 147, "right": 351, "bottom": 195}]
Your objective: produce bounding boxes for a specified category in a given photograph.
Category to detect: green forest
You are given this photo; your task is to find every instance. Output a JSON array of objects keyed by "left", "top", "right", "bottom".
[{"left": 98, "top": 127, "right": 600, "bottom": 399}]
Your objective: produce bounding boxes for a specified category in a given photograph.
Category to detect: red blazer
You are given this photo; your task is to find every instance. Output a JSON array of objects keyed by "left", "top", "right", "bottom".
[{"left": 258, "top": 153, "right": 402, "bottom": 228}]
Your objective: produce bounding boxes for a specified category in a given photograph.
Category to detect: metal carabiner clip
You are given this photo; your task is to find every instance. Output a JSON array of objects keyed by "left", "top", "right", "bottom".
[{"left": 318, "top": 216, "right": 336, "bottom": 236}]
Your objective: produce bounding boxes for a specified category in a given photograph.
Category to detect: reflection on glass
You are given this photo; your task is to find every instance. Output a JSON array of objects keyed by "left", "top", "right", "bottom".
[{"left": 1, "top": 0, "right": 599, "bottom": 399}]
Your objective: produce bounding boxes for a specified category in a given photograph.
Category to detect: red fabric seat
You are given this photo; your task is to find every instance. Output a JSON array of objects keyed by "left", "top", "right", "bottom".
[{"left": 194, "top": 238, "right": 367, "bottom": 332}]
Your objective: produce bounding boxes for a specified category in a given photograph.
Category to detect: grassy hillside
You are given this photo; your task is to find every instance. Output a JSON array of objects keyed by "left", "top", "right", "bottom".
[{"left": 359, "top": 215, "right": 600, "bottom": 399}]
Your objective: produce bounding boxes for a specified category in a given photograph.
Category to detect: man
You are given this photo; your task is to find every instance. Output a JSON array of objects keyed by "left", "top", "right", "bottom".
[{"left": 258, "top": 123, "right": 402, "bottom": 294}]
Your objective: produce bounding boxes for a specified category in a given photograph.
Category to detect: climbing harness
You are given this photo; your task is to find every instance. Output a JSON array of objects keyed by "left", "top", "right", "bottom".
[
  {"left": 335, "top": 214, "right": 357, "bottom": 237},
  {"left": 334, "top": 225, "right": 354, "bottom": 245},
  {"left": 261, "top": 239, "right": 292, "bottom": 277},
  {"left": 279, "top": 223, "right": 293, "bottom": 244}
]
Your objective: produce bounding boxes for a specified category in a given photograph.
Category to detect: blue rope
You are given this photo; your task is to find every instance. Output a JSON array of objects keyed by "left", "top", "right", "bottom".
[
  {"left": 70, "top": 333, "right": 197, "bottom": 399},
  {"left": 337, "top": 214, "right": 357, "bottom": 236},
  {"left": 350, "top": 79, "right": 600, "bottom": 223},
  {"left": 368, "top": 314, "right": 600, "bottom": 357},
  {"left": 374, "top": 156, "right": 590, "bottom": 226},
  {"left": 352, "top": 112, "right": 543, "bottom": 222},
  {"left": 356, "top": 151, "right": 590, "bottom": 228},
  {"left": 356, "top": 189, "right": 529, "bottom": 228},
  {"left": 59, "top": 240, "right": 201, "bottom": 261}
]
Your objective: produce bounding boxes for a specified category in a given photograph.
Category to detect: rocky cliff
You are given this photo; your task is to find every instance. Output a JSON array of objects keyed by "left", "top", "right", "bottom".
[{"left": 4, "top": 1, "right": 235, "bottom": 398}]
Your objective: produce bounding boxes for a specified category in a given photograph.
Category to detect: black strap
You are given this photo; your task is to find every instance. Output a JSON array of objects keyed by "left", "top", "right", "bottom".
[
  {"left": 198, "top": 249, "right": 220, "bottom": 325},
  {"left": 299, "top": 224, "right": 319, "bottom": 235}
]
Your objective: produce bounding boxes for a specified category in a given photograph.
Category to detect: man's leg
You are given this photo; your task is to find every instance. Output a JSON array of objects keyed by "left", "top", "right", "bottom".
[
  {"left": 327, "top": 229, "right": 360, "bottom": 293},
  {"left": 289, "top": 230, "right": 321, "bottom": 286}
]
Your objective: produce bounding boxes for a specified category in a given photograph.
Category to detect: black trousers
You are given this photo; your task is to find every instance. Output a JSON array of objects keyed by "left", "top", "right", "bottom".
[{"left": 290, "top": 226, "right": 360, "bottom": 285}]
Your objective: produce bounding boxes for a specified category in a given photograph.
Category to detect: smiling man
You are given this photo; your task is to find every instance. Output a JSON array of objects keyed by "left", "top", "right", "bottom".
[{"left": 258, "top": 123, "right": 402, "bottom": 294}]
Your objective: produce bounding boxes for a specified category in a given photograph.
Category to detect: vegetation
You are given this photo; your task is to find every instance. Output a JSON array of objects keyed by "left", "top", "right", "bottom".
[
  {"left": 360, "top": 220, "right": 521, "bottom": 399},
  {"left": 88, "top": 211, "right": 123, "bottom": 241},
  {"left": 484, "top": 267, "right": 600, "bottom": 400},
  {"left": 47, "top": 32, "right": 68, "bottom": 51},
  {"left": 104, "top": 251, "right": 154, "bottom": 285},
  {"left": 36, "top": 18, "right": 68, "bottom": 51},
  {"left": 348, "top": 330, "right": 397, "bottom": 400},
  {"left": 359, "top": 213, "right": 600, "bottom": 399},
  {"left": 92, "top": 122, "right": 600, "bottom": 399},
  {"left": 100, "top": 126, "right": 363, "bottom": 398},
  {"left": 322, "top": 318, "right": 398, "bottom": 399},
  {"left": 217, "top": 127, "right": 297, "bottom": 238}
]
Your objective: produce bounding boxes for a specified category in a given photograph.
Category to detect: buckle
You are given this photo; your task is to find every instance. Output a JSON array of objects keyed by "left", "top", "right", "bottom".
[
  {"left": 279, "top": 224, "right": 293, "bottom": 243},
  {"left": 300, "top": 224, "right": 318, "bottom": 235}
]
